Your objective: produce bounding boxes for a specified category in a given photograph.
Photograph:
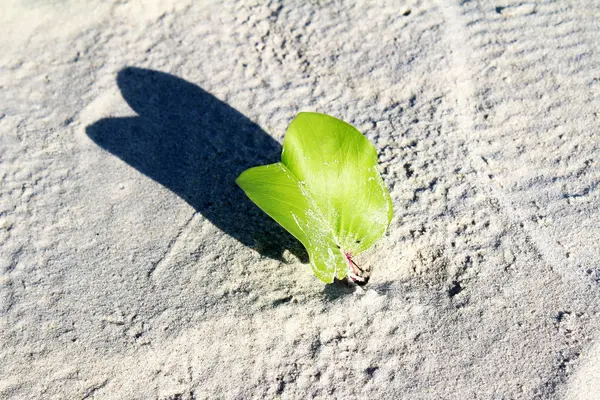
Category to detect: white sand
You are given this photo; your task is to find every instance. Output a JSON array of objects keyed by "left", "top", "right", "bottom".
[{"left": 1, "top": 0, "right": 599, "bottom": 398}]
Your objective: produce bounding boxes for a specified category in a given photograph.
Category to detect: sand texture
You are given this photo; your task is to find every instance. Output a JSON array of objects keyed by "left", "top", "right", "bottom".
[{"left": 1, "top": 0, "right": 599, "bottom": 399}]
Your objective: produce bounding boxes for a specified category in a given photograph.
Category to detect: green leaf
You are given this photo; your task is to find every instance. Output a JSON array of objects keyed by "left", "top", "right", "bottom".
[{"left": 236, "top": 112, "right": 392, "bottom": 283}]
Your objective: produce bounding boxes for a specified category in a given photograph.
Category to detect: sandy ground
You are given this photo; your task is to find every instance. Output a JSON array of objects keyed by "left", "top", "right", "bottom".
[{"left": 1, "top": 0, "right": 599, "bottom": 399}]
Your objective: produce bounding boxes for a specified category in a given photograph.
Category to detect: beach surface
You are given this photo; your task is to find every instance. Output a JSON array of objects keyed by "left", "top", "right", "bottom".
[{"left": 1, "top": 0, "right": 599, "bottom": 398}]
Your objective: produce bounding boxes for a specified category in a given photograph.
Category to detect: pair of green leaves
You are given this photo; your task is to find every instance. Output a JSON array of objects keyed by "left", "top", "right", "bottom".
[{"left": 236, "top": 113, "right": 392, "bottom": 283}]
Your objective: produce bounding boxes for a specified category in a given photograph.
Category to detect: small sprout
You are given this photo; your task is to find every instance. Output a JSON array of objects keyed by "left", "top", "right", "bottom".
[{"left": 236, "top": 112, "right": 392, "bottom": 284}]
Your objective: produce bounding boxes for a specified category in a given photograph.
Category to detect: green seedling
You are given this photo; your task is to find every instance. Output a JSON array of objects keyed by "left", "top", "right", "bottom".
[{"left": 236, "top": 112, "right": 392, "bottom": 284}]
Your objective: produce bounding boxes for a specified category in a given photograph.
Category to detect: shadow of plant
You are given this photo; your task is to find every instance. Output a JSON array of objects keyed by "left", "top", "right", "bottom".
[{"left": 86, "top": 67, "right": 307, "bottom": 262}]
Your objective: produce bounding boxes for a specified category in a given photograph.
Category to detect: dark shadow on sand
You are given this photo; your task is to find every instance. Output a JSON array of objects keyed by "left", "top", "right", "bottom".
[
  {"left": 86, "top": 67, "right": 307, "bottom": 262},
  {"left": 323, "top": 279, "right": 359, "bottom": 300}
]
